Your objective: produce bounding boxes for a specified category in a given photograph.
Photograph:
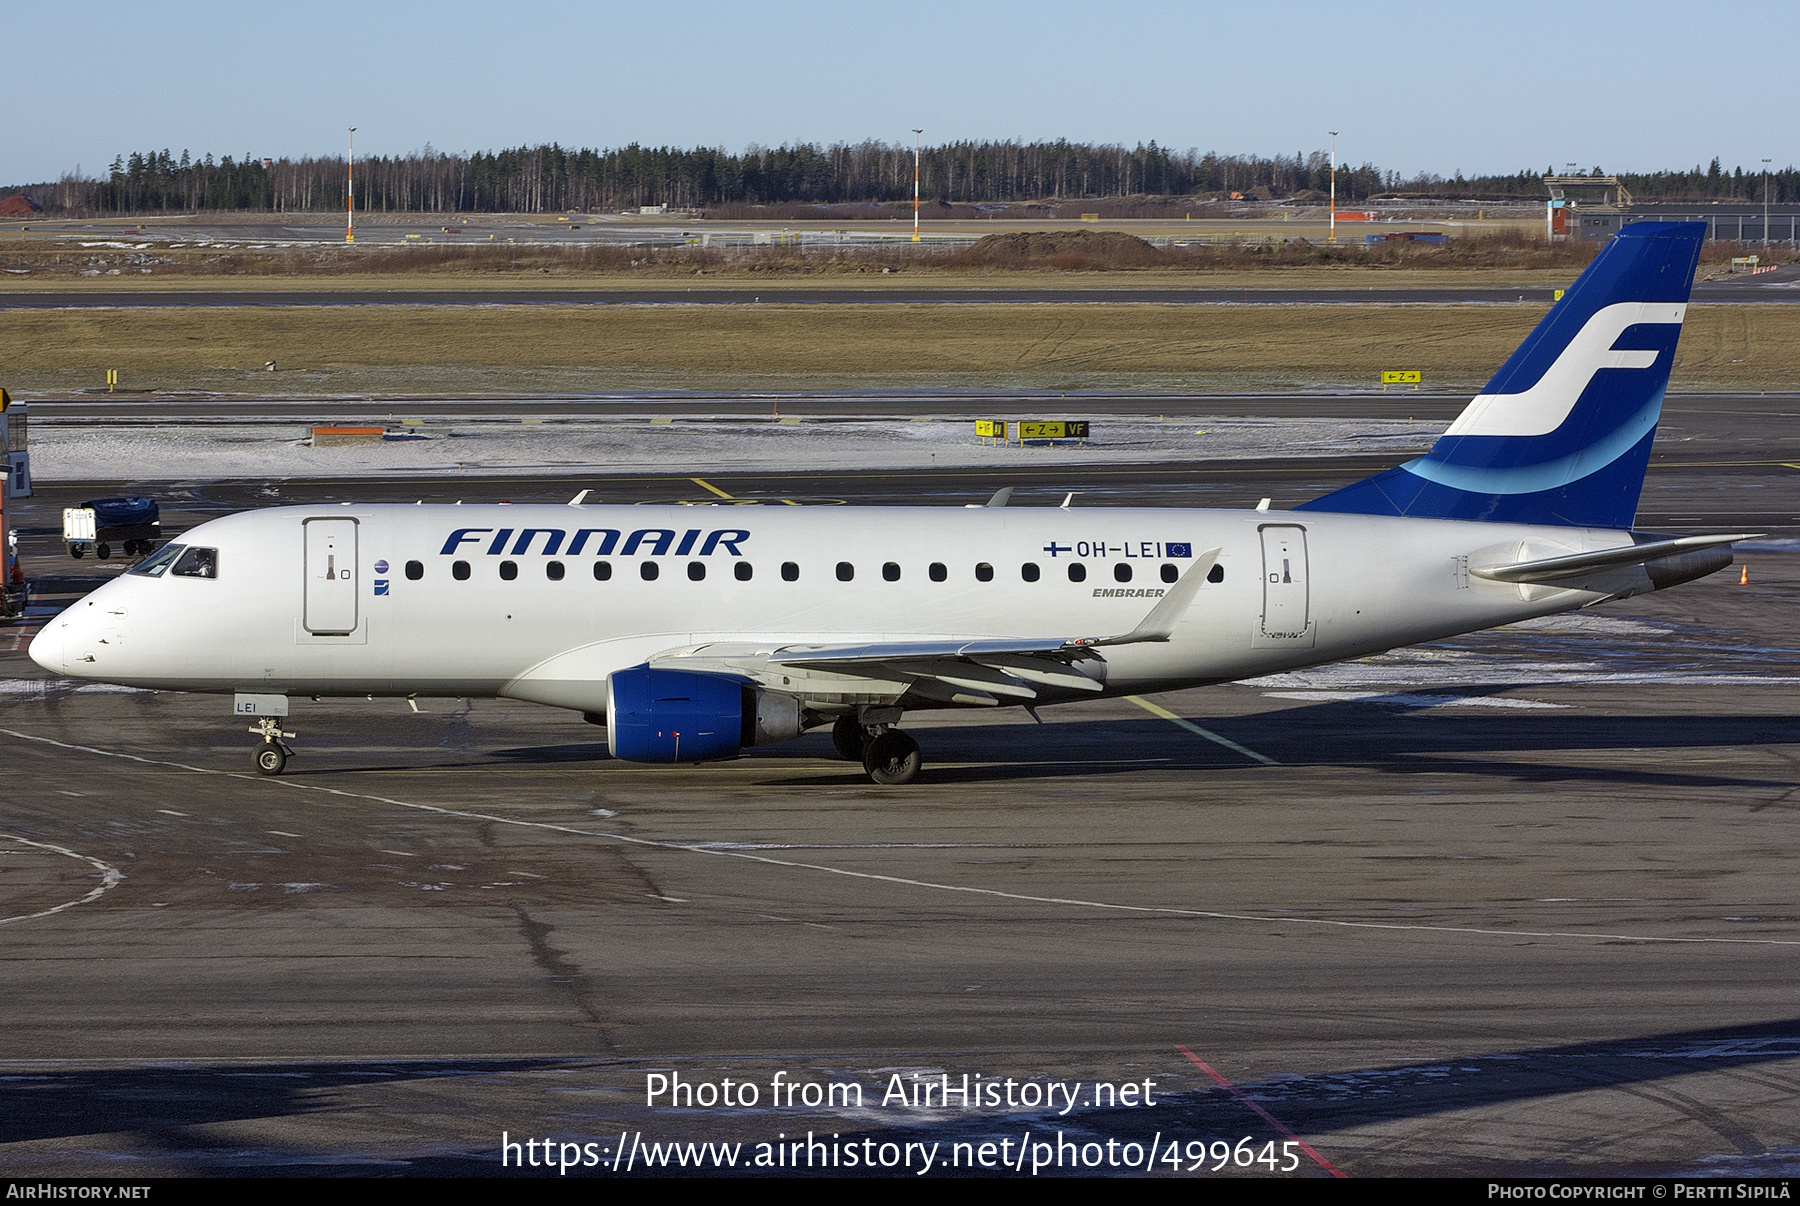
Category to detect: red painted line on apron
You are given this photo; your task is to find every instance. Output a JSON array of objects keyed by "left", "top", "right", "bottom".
[{"left": 1177, "top": 1045, "right": 1347, "bottom": 1178}]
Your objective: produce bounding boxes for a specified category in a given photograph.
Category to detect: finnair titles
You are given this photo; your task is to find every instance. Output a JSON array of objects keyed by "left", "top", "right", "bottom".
[{"left": 32, "top": 223, "right": 1748, "bottom": 784}]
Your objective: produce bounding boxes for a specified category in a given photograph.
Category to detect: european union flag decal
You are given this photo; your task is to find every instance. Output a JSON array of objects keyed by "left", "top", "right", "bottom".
[
  {"left": 1166, "top": 542, "right": 1192, "bottom": 557},
  {"left": 373, "top": 579, "right": 389, "bottom": 596}
]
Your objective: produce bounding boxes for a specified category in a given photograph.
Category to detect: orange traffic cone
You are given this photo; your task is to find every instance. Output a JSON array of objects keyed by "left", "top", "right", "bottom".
[{"left": 1739, "top": 564, "right": 1749, "bottom": 585}]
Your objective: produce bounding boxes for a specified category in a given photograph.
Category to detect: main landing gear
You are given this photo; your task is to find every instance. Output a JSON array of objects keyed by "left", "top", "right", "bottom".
[
  {"left": 249, "top": 716, "right": 297, "bottom": 776},
  {"left": 831, "top": 715, "right": 866, "bottom": 761},
  {"left": 832, "top": 712, "right": 922, "bottom": 785}
]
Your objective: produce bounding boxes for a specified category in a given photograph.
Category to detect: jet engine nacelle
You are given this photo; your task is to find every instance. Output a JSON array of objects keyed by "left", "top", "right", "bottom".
[
  {"left": 605, "top": 665, "right": 804, "bottom": 763},
  {"left": 1646, "top": 545, "right": 1733, "bottom": 591}
]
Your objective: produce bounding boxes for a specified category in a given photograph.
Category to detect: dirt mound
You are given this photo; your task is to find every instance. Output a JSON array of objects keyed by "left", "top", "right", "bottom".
[
  {"left": 0, "top": 193, "right": 43, "bottom": 217},
  {"left": 958, "top": 230, "right": 1162, "bottom": 270}
]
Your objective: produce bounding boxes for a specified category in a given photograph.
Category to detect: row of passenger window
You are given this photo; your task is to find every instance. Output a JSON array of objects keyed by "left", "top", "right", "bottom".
[{"left": 412, "top": 559, "right": 1227, "bottom": 585}]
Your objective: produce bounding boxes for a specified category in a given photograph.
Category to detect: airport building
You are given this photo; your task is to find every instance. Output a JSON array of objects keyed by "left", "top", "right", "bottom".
[{"left": 1546, "top": 174, "right": 1800, "bottom": 244}]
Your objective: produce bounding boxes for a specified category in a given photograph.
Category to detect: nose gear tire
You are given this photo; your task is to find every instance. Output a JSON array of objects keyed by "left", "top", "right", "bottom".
[{"left": 255, "top": 744, "right": 287, "bottom": 776}]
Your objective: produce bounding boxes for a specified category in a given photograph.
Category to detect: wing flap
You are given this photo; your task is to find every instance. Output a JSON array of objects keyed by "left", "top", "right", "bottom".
[
  {"left": 969, "top": 653, "right": 1105, "bottom": 693},
  {"left": 770, "top": 637, "right": 1092, "bottom": 665}
]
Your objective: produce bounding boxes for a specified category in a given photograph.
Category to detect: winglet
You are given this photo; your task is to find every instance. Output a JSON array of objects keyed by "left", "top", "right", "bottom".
[
  {"left": 986, "top": 487, "right": 1014, "bottom": 508},
  {"left": 1079, "top": 548, "right": 1221, "bottom": 647},
  {"left": 567, "top": 489, "right": 590, "bottom": 506}
]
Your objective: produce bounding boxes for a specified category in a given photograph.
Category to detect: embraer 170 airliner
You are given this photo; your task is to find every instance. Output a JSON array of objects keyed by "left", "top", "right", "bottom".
[{"left": 31, "top": 223, "right": 1748, "bottom": 784}]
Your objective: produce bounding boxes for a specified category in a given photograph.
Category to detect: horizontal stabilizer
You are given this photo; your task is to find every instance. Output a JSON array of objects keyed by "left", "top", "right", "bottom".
[{"left": 1471, "top": 533, "right": 1756, "bottom": 584}]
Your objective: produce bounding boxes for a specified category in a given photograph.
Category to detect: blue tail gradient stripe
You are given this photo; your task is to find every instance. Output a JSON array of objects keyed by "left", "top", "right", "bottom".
[{"left": 1298, "top": 222, "right": 1705, "bottom": 529}]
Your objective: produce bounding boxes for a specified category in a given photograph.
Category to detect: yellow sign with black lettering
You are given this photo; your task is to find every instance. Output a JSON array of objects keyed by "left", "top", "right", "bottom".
[
  {"left": 974, "top": 419, "right": 1006, "bottom": 438},
  {"left": 0, "top": 388, "right": 10, "bottom": 412},
  {"left": 1380, "top": 371, "right": 1421, "bottom": 385},
  {"left": 1016, "top": 421, "right": 1090, "bottom": 440}
]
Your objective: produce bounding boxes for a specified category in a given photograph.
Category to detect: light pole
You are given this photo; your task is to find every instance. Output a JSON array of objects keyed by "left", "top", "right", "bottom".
[
  {"left": 1328, "top": 131, "right": 1338, "bottom": 243},
  {"left": 912, "top": 129, "right": 923, "bottom": 243},
  {"left": 346, "top": 128, "right": 356, "bottom": 245},
  {"left": 1763, "top": 158, "right": 1772, "bottom": 248}
]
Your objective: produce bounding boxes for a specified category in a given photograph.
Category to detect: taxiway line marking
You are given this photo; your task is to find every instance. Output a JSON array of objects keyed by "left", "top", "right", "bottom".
[
  {"left": 1177, "top": 1046, "right": 1347, "bottom": 1178},
  {"left": 0, "top": 833, "right": 125, "bottom": 927},
  {"left": 690, "top": 478, "right": 734, "bottom": 499},
  {"left": 7, "top": 727, "right": 1799, "bottom": 947},
  {"left": 1125, "top": 696, "right": 1279, "bottom": 765}
]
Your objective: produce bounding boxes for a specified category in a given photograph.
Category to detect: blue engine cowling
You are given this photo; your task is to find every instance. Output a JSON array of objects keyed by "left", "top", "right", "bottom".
[{"left": 605, "top": 666, "right": 802, "bottom": 763}]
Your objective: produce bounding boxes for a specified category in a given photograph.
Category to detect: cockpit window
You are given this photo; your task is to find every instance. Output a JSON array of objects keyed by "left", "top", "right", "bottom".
[
  {"left": 128, "top": 544, "right": 185, "bottom": 577},
  {"left": 171, "top": 547, "right": 219, "bottom": 579}
]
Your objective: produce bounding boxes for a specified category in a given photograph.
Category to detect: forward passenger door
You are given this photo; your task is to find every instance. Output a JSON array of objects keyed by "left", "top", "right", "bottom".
[{"left": 303, "top": 518, "right": 359, "bottom": 635}]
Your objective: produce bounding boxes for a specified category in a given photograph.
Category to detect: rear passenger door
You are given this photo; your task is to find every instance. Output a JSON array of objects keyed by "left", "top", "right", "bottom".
[{"left": 1256, "top": 525, "right": 1314, "bottom": 648}]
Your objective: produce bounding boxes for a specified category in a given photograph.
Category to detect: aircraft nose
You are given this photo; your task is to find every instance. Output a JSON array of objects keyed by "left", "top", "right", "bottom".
[{"left": 28, "top": 619, "right": 63, "bottom": 675}]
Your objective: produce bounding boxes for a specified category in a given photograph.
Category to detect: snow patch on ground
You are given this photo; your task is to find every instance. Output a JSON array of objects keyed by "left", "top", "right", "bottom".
[
  {"left": 1501, "top": 614, "right": 1674, "bottom": 636},
  {"left": 1261, "top": 691, "right": 1570, "bottom": 709},
  {"left": 0, "top": 679, "right": 154, "bottom": 697},
  {"left": 1247, "top": 662, "right": 1800, "bottom": 689},
  {"left": 26, "top": 414, "right": 1444, "bottom": 481}
]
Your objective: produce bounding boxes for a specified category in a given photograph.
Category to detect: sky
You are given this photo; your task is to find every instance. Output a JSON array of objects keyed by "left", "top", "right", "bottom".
[{"left": 7, "top": 0, "right": 1791, "bottom": 185}]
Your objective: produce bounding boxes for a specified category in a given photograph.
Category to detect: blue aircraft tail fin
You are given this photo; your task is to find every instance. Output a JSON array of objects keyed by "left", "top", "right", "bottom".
[{"left": 1297, "top": 221, "right": 1705, "bottom": 529}]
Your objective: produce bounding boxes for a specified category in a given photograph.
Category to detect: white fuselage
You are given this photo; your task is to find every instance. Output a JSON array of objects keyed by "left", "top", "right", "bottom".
[{"left": 33, "top": 503, "right": 1634, "bottom": 716}]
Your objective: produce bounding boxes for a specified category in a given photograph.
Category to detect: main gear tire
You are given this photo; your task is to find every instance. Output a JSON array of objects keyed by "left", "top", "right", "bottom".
[
  {"left": 862, "top": 730, "right": 921, "bottom": 785},
  {"left": 831, "top": 715, "right": 868, "bottom": 761}
]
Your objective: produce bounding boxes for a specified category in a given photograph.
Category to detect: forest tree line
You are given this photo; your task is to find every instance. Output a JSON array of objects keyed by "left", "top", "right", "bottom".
[{"left": 12, "top": 141, "right": 1798, "bottom": 215}]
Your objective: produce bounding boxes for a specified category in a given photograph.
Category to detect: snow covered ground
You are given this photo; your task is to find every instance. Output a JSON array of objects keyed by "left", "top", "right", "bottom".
[{"left": 29, "top": 412, "right": 1445, "bottom": 481}]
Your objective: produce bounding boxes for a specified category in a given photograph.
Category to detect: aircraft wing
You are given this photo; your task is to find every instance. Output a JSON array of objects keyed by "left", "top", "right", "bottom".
[
  {"left": 769, "top": 637, "right": 1101, "bottom": 665},
  {"left": 653, "top": 548, "right": 1221, "bottom": 707},
  {"left": 766, "top": 645, "right": 1105, "bottom": 705}
]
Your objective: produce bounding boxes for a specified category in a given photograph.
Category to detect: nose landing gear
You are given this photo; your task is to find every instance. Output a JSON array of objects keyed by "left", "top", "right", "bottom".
[{"left": 249, "top": 717, "right": 296, "bottom": 776}]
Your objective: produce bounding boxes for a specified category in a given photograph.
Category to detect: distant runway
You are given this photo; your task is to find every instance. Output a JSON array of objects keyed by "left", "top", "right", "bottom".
[
  {"left": 24, "top": 387, "right": 1800, "bottom": 426},
  {"left": 4, "top": 280, "right": 1798, "bottom": 308}
]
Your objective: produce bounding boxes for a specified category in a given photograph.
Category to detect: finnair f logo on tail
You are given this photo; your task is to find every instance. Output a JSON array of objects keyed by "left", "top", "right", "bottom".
[{"left": 1444, "top": 302, "right": 1686, "bottom": 438}]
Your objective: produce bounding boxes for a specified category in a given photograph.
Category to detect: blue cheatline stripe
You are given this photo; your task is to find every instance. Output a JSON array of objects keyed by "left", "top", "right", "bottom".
[
  {"left": 1401, "top": 393, "right": 1662, "bottom": 496},
  {"left": 1300, "top": 427, "right": 1657, "bottom": 528}
]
